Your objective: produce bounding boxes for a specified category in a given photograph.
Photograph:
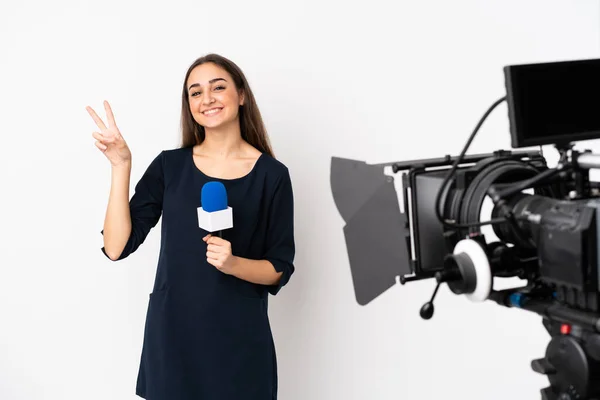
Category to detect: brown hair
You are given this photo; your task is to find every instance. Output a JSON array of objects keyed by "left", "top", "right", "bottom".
[{"left": 180, "top": 53, "right": 274, "bottom": 157}]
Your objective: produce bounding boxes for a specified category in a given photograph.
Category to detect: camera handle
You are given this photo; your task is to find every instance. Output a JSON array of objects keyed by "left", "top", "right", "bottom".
[{"left": 413, "top": 237, "right": 492, "bottom": 320}]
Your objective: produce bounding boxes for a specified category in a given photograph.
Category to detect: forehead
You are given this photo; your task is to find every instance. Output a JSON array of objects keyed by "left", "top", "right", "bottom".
[{"left": 187, "top": 62, "right": 231, "bottom": 85}]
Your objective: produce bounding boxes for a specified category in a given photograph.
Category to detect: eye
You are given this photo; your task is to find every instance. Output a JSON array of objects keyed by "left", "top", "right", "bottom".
[
  {"left": 214, "top": 86, "right": 225, "bottom": 91},
  {"left": 190, "top": 91, "right": 201, "bottom": 97}
]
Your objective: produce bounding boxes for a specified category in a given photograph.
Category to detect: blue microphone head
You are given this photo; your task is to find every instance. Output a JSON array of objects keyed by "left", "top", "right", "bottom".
[{"left": 201, "top": 181, "right": 228, "bottom": 212}]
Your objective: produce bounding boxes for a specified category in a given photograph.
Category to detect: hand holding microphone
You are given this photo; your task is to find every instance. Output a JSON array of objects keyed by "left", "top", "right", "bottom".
[
  {"left": 203, "top": 234, "right": 237, "bottom": 274},
  {"left": 198, "top": 182, "right": 236, "bottom": 274}
]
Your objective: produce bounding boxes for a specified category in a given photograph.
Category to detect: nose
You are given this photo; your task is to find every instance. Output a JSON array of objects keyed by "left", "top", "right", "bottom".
[{"left": 202, "top": 91, "right": 215, "bottom": 105}]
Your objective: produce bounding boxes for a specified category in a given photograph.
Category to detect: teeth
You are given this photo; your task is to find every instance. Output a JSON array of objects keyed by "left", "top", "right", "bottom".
[{"left": 203, "top": 108, "right": 222, "bottom": 116}]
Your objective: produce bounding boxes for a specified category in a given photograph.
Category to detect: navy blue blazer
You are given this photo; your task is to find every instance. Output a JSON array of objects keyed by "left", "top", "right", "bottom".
[{"left": 101, "top": 147, "right": 295, "bottom": 400}]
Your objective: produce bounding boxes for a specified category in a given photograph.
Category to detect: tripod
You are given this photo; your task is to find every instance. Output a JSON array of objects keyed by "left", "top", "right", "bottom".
[
  {"left": 414, "top": 270, "right": 600, "bottom": 399},
  {"left": 531, "top": 318, "right": 600, "bottom": 400}
]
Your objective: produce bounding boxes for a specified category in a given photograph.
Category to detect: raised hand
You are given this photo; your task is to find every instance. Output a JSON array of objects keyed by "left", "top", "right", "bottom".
[{"left": 87, "top": 101, "right": 132, "bottom": 167}]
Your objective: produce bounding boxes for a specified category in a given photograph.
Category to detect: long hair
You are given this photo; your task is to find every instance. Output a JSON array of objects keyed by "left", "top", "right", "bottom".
[{"left": 180, "top": 54, "right": 274, "bottom": 157}]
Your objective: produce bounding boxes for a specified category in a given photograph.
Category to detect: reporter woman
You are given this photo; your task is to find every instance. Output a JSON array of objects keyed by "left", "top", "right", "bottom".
[{"left": 88, "top": 53, "right": 295, "bottom": 400}]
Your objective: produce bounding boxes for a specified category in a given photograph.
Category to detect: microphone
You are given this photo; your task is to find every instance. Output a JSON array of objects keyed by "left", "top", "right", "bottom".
[{"left": 197, "top": 181, "right": 233, "bottom": 238}]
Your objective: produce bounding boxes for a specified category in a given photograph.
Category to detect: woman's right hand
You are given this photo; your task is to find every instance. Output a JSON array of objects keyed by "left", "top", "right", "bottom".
[{"left": 87, "top": 100, "right": 132, "bottom": 167}]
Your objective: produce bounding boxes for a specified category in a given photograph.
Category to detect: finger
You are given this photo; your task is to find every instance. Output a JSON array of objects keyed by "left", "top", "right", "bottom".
[
  {"left": 207, "top": 236, "right": 226, "bottom": 245},
  {"left": 94, "top": 141, "right": 107, "bottom": 152},
  {"left": 92, "top": 131, "right": 110, "bottom": 143},
  {"left": 104, "top": 100, "right": 117, "bottom": 129},
  {"left": 101, "top": 133, "right": 117, "bottom": 143},
  {"left": 203, "top": 234, "right": 212, "bottom": 242},
  {"left": 206, "top": 258, "right": 218, "bottom": 268},
  {"left": 86, "top": 106, "right": 107, "bottom": 131},
  {"left": 206, "top": 251, "right": 219, "bottom": 259},
  {"left": 206, "top": 257, "right": 222, "bottom": 268},
  {"left": 92, "top": 132, "right": 117, "bottom": 146},
  {"left": 207, "top": 244, "right": 226, "bottom": 253}
]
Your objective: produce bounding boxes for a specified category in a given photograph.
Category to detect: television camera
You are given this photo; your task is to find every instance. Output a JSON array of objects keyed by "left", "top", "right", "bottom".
[{"left": 330, "top": 58, "right": 600, "bottom": 400}]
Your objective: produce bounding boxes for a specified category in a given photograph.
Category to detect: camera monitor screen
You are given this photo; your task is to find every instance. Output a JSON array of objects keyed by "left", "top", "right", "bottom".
[{"left": 504, "top": 58, "right": 600, "bottom": 148}]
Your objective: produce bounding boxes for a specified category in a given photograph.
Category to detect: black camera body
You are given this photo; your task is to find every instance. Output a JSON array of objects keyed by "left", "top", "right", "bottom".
[
  {"left": 400, "top": 146, "right": 600, "bottom": 313},
  {"left": 395, "top": 145, "right": 600, "bottom": 400},
  {"left": 330, "top": 58, "right": 600, "bottom": 399}
]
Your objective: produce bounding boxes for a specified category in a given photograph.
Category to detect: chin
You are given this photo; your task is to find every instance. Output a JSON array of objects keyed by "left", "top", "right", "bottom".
[
  {"left": 201, "top": 120, "right": 226, "bottom": 130},
  {"left": 202, "top": 118, "right": 239, "bottom": 131}
]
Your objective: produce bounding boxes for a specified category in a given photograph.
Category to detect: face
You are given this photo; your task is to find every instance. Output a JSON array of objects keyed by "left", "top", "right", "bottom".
[{"left": 186, "top": 62, "right": 244, "bottom": 130}]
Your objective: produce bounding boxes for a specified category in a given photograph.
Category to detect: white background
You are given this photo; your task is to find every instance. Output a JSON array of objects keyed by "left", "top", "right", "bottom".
[{"left": 1, "top": 1, "right": 599, "bottom": 399}]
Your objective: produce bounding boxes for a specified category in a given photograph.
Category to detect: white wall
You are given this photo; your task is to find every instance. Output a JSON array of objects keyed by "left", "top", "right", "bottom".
[{"left": 1, "top": 1, "right": 599, "bottom": 399}]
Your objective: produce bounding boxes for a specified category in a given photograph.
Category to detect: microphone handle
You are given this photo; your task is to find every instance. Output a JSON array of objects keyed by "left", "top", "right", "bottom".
[{"left": 216, "top": 230, "right": 223, "bottom": 238}]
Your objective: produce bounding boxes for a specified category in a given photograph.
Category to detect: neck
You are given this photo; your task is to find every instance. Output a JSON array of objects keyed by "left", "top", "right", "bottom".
[{"left": 201, "top": 121, "right": 245, "bottom": 159}]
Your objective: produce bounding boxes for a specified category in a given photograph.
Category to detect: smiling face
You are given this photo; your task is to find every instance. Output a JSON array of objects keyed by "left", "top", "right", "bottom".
[{"left": 186, "top": 62, "right": 245, "bottom": 131}]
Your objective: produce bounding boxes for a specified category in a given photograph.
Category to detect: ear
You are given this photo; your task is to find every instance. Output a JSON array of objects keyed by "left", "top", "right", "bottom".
[{"left": 239, "top": 90, "right": 245, "bottom": 106}]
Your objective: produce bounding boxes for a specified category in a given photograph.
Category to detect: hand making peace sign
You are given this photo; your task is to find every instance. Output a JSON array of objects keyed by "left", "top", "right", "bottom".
[{"left": 87, "top": 100, "right": 132, "bottom": 167}]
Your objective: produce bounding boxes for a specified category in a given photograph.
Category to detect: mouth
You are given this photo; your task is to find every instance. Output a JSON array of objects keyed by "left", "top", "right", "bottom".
[{"left": 202, "top": 107, "right": 223, "bottom": 116}]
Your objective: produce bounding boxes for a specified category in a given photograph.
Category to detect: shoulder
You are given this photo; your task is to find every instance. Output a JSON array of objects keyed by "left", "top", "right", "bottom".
[
  {"left": 256, "top": 154, "right": 294, "bottom": 201},
  {"left": 137, "top": 148, "right": 190, "bottom": 186},
  {"left": 161, "top": 146, "right": 190, "bottom": 160},
  {"left": 149, "top": 147, "right": 190, "bottom": 170},
  {"left": 257, "top": 153, "right": 291, "bottom": 183}
]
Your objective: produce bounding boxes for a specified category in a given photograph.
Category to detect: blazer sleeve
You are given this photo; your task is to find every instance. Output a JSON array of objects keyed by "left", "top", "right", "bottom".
[
  {"left": 263, "top": 168, "right": 296, "bottom": 295},
  {"left": 100, "top": 151, "right": 165, "bottom": 261}
]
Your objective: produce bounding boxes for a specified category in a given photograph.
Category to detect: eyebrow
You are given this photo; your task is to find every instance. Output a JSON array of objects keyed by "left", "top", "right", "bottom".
[{"left": 188, "top": 78, "right": 227, "bottom": 91}]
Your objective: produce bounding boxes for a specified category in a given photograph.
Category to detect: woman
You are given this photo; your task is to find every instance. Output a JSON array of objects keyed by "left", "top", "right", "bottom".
[{"left": 87, "top": 53, "right": 295, "bottom": 400}]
